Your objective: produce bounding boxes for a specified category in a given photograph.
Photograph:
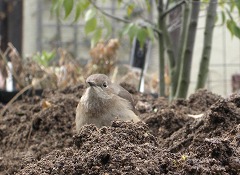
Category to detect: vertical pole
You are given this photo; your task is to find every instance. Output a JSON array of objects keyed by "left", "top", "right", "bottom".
[
  {"left": 73, "top": 24, "right": 78, "bottom": 57},
  {"left": 222, "top": 24, "right": 227, "bottom": 95},
  {"left": 0, "top": 0, "right": 8, "bottom": 51},
  {"left": 56, "top": 18, "right": 62, "bottom": 48},
  {"left": 7, "top": 0, "right": 23, "bottom": 54},
  {"left": 36, "top": 0, "right": 42, "bottom": 52}
]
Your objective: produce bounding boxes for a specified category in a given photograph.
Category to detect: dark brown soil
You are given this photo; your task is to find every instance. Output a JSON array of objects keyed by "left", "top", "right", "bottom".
[{"left": 0, "top": 85, "right": 239, "bottom": 174}]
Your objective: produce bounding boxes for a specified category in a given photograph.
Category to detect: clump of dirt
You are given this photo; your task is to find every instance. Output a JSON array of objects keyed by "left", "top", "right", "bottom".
[
  {"left": 0, "top": 84, "right": 240, "bottom": 174},
  {"left": 0, "top": 84, "right": 84, "bottom": 174},
  {"left": 163, "top": 93, "right": 240, "bottom": 152},
  {"left": 17, "top": 121, "right": 180, "bottom": 174},
  {"left": 187, "top": 88, "right": 224, "bottom": 113},
  {"left": 140, "top": 89, "right": 223, "bottom": 140}
]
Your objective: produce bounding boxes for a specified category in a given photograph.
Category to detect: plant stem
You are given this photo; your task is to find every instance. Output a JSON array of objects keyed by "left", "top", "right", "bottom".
[
  {"left": 173, "top": 1, "right": 191, "bottom": 98},
  {"left": 196, "top": 0, "right": 218, "bottom": 90},
  {"left": 162, "top": 20, "right": 175, "bottom": 99},
  {"left": 175, "top": 0, "right": 200, "bottom": 98}
]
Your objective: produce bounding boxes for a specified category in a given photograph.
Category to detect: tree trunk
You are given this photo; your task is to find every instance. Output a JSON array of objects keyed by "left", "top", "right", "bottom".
[
  {"left": 157, "top": 0, "right": 165, "bottom": 96},
  {"left": 172, "top": 2, "right": 191, "bottom": 97},
  {"left": 175, "top": 0, "right": 200, "bottom": 98},
  {"left": 196, "top": 0, "right": 218, "bottom": 90},
  {"left": 162, "top": 20, "right": 175, "bottom": 99}
]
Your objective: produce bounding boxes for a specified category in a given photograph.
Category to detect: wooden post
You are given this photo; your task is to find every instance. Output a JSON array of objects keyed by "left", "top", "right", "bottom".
[
  {"left": 0, "top": 0, "right": 23, "bottom": 54},
  {"left": 7, "top": 0, "right": 23, "bottom": 55},
  {"left": 0, "top": 0, "right": 8, "bottom": 52}
]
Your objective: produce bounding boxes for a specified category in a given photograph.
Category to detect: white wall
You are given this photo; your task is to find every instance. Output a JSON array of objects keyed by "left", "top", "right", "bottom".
[
  {"left": 189, "top": 10, "right": 240, "bottom": 97},
  {"left": 23, "top": 0, "right": 38, "bottom": 56}
]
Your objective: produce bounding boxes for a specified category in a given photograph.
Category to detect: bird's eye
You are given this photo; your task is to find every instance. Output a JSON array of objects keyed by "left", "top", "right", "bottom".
[{"left": 103, "top": 82, "right": 107, "bottom": 87}]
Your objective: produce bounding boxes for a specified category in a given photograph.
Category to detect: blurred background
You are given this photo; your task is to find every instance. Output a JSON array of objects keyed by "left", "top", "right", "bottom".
[{"left": 0, "top": 0, "right": 240, "bottom": 98}]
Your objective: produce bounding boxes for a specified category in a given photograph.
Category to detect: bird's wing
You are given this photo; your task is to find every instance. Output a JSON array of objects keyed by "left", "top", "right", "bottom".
[{"left": 111, "top": 84, "right": 135, "bottom": 110}]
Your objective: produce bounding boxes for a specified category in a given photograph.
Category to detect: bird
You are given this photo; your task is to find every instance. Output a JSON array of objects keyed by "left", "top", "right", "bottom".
[{"left": 75, "top": 73, "right": 140, "bottom": 130}]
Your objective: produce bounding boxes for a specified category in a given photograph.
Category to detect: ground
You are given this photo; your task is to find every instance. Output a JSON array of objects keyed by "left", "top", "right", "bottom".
[{"left": 0, "top": 84, "right": 239, "bottom": 174}]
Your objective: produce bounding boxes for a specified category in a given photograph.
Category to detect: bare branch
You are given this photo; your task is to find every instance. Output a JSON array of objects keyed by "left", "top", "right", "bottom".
[
  {"left": 161, "top": 0, "right": 186, "bottom": 19},
  {"left": 89, "top": 0, "right": 131, "bottom": 23},
  {"left": 0, "top": 47, "right": 24, "bottom": 88},
  {"left": 89, "top": 0, "right": 162, "bottom": 36}
]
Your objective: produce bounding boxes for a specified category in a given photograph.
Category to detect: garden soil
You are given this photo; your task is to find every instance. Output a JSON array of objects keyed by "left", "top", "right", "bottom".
[{"left": 0, "top": 84, "right": 239, "bottom": 174}]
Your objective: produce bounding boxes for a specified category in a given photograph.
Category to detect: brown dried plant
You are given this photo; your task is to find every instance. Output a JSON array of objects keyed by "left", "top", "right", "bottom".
[
  {"left": 86, "top": 38, "right": 120, "bottom": 76},
  {"left": 57, "top": 48, "right": 83, "bottom": 88},
  {"left": 0, "top": 43, "right": 59, "bottom": 90}
]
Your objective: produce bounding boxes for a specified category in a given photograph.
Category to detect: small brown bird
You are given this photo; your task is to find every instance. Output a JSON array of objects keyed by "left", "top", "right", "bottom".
[{"left": 75, "top": 74, "right": 140, "bottom": 130}]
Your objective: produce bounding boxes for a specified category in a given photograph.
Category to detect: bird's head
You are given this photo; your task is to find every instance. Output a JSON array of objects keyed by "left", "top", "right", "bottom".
[{"left": 86, "top": 74, "right": 114, "bottom": 100}]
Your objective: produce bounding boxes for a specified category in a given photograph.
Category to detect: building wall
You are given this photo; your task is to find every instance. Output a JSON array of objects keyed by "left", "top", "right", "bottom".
[
  {"left": 23, "top": 0, "right": 37, "bottom": 56},
  {"left": 189, "top": 10, "right": 240, "bottom": 97}
]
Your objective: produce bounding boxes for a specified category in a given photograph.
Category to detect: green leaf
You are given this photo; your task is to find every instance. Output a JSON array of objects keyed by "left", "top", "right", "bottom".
[
  {"left": 74, "top": 0, "right": 90, "bottom": 22},
  {"left": 147, "top": 26, "right": 155, "bottom": 41},
  {"left": 218, "top": 0, "right": 224, "bottom": 8},
  {"left": 127, "top": 4, "right": 134, "bottom": 16},
  {"left": 117, "top": 0, "right": 122, "bottom": 7},
  {"left": 121, "top": 23, "right": 140, "bottom": 42},
  {"left": 51, "top": 0, "right": 63, "bottom": 17},
  {"left": 145, "top": 0, "right": 151, "bottom": 12},
  {"left": 84, "top": 9, "right": 96, "bottom": 22},
  {"left": 221, "top": 10, "right": 225, "bottom": 25},
  {"left": 103, "top": 16, "right": 112, "bottom": 38},
  {"left": 227, "top": 19, "right": 240, "bottom": 39},
  {"left": 91, "top": 28, "right": 102, "bottom": 47},
  {"left": 81, "top": 0, "right": 90, "bottom": 10},
  {"left": 33, "top": 50, "right": 55, "bottom": 67},
  {"left": 74, "top": 2, "right": 82, "bottom": 22},
  {"left": 117, "top": 0, "right": 122, "bottom": 4},
  {"left": 236, "top": 0, "right": 240, "bottom": 15},
  {"left": 94, "top": 28, "right": 102, "bottom": 42},
  {"left": 121, "top": 23, "right": 134, "bottom": 36},
  {"left": 84, "top": 17, "right": 97, "bottom": 34},
  {"left": 128, "top": 24, "right": 140, "bottom": 42},
  {"left": 234, "top": 26, "right": 240, "bottom": 39},
  {"left": 229, "top": 0, "right": 235, "bottom": 12},
  {"left": 137, "top": 28, "right": 148, "bottom": 48},
  {"left": 226, "top": 20, "right": 235, "bottom": 36},
  {"left": 63, "top": 0, "right": 74, "bottom": 19},
  {"left": 51, "top": 0, "right": 59, "bottom": 13}
]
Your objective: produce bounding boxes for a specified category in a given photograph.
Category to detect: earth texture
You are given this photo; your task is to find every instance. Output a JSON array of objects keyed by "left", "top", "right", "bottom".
[{"left": 0, "top": 83, "right": 239, "bottom": 174}]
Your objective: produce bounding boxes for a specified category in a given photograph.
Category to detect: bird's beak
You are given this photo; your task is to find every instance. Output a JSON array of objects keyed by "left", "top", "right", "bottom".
[{"left": 87, "top": 81, "right": 96, "bottom": 87}]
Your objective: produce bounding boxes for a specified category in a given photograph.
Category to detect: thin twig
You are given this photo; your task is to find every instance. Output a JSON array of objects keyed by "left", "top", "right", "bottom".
[
  {"left": 0, "top": 74, "right": 47, "bottom": 117},
  {"left": 0, "top": 44, "right": 25, "bottom": 88},
  {"left": 89, "top": 0, "right": 131, "bottom": 23},
  {"left": 3, "top": 47, "right": 11, "bottom": 58},
  {"left": 25, "top": 123, "right": 33, "bottom": 149},
  {"left": 0, "top": 84, "right": 33, "bottom": 117},
  {"left": 8, "top": 43, "right": 20, "bottom": 57},
  {"left": 161, "top": 0, "right": 186, "bottom": 19},
  {"left": 90, "top": 0, "right": 162, "bottom": 36},
  {"left": 0, "top": 50, "right": 24, "bottom": 88}
]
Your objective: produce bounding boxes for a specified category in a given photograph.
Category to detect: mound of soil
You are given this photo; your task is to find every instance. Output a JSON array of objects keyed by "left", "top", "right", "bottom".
[{"left": 0, "top": 85, "right": 239, "bottom": 174}]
